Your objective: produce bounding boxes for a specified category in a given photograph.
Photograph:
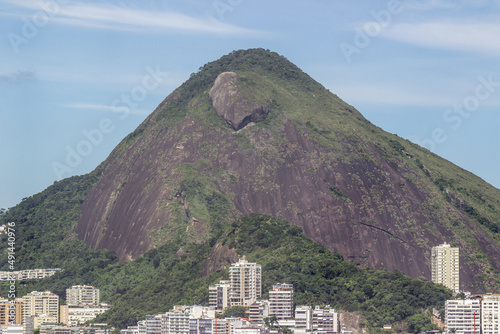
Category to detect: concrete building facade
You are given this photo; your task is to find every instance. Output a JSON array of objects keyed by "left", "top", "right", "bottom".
[
  {"left": 189, "top": 319, "right": 212, "bottom": 334},
  {"left": 311, "top": 306, "right": 339, "bottom": 334},
  {"left": 24, "top": 315, "right": 58, "bottom": 334},
  {"left": 269, "top": 284, "right": 293, "bottom": 320},
  {"left": 22, "top": 291, "right": 59, "bottom": 326},
  {"left": 229, "top": 260, "right": 261, "bottom": 307},
  {"left": 208, "top": 281, "right": 230, "bottom": 311},
  {"left": 294, "top": 305, "right": 312, "bottom": 334},
  {"left": 431, "top": 243, "right": 460, "bottom": 293},
  {"left": 445, "top": 299, "right": 480, "bottom": 334},
  {"left": 482, "top": 294, "right": 500, "bottom": 334},
  {"left": 0, "top": 269, "right": 61, "bottom": 282},
  {"left": 66, "top": 286, "right": 100, "bottom": 306},
  {"left": 248, "top": 301, "right": 268, "bottom": 324},
  {"left": 0, "top": 298, "right": 23, "bottom": 325},
  {"left": 59, "top": 304, "right": 110, "bottom": 327},
  {"left": 162, "top": 310, "right": 190, "bottom": 334}
]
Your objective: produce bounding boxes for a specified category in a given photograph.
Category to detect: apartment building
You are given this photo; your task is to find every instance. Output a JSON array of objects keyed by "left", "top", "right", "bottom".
[
  {"left": 209, "top": 281, "right": 230, "bottom": 311},
  {"left": 145, "top": 315, "right": 162, "bottom": 334},
  {"left": 24, "top": 315, "right": 58, "bottom": 334},
  {"left": 162, "top": 310, "right": 190, "bottom": 334},
  {"left": 445, "top": 299, "right": 480, "bottom": 334},
  {"left": 0, "top": 298, "right": 23, "bottom": 325},
  {"left": 59, "top": 304, "right": 110, "bottom": 327},
  {"left": 269, "top": 284, "right": 294, "bottom": 320},
  {"left": 22, "top": 291, "right": 59, "bottom": 325},
  {"left": 0, "top": 269, "right": 61, "bottom": 282},
  {"left": 312, "top": 306, "right": 339, "bottom": 334},
  {"left": 482, "top": 294, "right": 500, "bottom": 334},
  {"left": 66, "top": 286, "right": 100, "bottom": 306},
  {"left": 294, "top": 305, "right": 312, "bottom": 334},
  {"left": 431, "top": 243, "right": 460, "bottom": 293},
  {"left": 229, "top": 260, "right": 261, "bottom": 307},
  {"left": 189, "top": 319, "right": 212, "bottom": 334},
  {"left": 248, "top": 301, "right": 268, "bottom": 324},
  {"left": 212, "top": 319, "right": 228, "bottom": 334}
]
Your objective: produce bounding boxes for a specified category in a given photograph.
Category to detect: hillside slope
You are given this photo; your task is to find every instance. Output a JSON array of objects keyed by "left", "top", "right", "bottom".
[
  {"left": 3, "top": 213, "right": 451, "bottom": 333},
  {"left": 73, "top": 49, "right": 500, "bottom": 291}
]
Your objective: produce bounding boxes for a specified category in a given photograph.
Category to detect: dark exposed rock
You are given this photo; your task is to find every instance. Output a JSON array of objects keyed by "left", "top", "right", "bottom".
[
  {"left": 73, "top": 49, "right": 500, "bottom": 292},
  {"left": 209, "top": 72, "right": 269, "bottom": 130},
  {"left": 200, "top": 243, "right": 239, "bottom": 277}
]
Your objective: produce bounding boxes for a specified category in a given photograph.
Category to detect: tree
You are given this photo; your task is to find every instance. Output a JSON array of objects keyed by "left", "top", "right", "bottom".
[
  {"left": 264, "top": 315, "right": 278, "bottom": 329},
  {"left": 220, "top": 306, "right": 248, "bottom": 318}
]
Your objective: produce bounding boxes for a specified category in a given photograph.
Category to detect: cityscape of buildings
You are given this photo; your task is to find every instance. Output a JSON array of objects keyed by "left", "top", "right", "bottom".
[
  {"left": 443, "top": 294, "right": 500, "bottom": 334},
  {"left": 124, "top": 259, "right": 342, "bottom": 334},
  {"left": 120, "top": 304, "right": 341, "bottom": 334},
  {"left": 0, "top": 244, "right": 498, "bottom": 334},
  {"left": 0, "top": 285, "right": 109, "bottom": 334}
]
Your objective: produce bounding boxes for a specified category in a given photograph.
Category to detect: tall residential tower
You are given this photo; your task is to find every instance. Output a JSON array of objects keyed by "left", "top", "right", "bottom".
[
  {"left": 431, "top": 243, "right": 459, "bottom": 293},
  {"left": 229, "top": 259, "right": 262, "bottom": 307},
  {"left": 269, "top": 283, "right": 294, "bottom": 319}
]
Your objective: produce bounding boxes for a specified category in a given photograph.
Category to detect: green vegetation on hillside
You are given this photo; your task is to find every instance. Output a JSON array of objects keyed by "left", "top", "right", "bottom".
[
  {"left": 2, "top": 202, "right": 451, "bottom": 333},
  {"left": 0, "top": 173, "right": 106, "bottom": 270}
]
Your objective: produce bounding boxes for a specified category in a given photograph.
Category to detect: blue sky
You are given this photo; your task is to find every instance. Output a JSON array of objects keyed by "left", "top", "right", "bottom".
[{"left": 1, "top": 0, "right": 499, "bottom": 209}]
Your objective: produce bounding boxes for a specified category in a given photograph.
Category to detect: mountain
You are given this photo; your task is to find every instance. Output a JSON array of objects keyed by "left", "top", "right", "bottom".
[
  {"left": 72, "top": 48, "right": 500, "bottom": 291},
  {"left": 2, "top": 48, "right": 500, "bottom": 332}
]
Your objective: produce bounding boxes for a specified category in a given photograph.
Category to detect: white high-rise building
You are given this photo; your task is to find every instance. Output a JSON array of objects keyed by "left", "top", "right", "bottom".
[
  {"left": 209, "top": 281, "right": 230, "bottom": 311},
  {"left": 445, "top": 299, "right": 480, "bottom": 334},
  {"left": 161, "top": 310, "right": 189, "bottom": 334},
  {"left": 482, "top": 294, "right": 500, "bottom": 334},
  {"left": 66, "top": 285, "right": 100, "bottom": 306},
  {"left": 431, "top": 243, "right": 460, "bottom": 293},
  {"left": 229, "top": 260, "right": 261, "bottom": 307},
  {"left": 269, "top": 284, "right": 294, "bottom": 320},
  {"left": 294, "top": 305, "right": 312, "bottom": 334},
  {"left": 311, "top": 306, "right": 338, "bottom": 334},
  {"left": 145, "top": 315, "right": 162, "bottom": 334}
]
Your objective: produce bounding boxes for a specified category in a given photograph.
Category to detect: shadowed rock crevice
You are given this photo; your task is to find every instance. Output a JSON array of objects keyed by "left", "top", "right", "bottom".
[{"left": 209, "top": 71, "right": 269, "bottom": 130}]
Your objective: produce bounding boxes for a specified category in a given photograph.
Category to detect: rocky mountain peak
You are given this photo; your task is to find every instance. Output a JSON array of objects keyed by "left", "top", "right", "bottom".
[
  {"left": 73, "top": 49, "right": 500, "bottom": 291},
  {"left": 209, "top": 71, "right": 269, "bottom": 130}
]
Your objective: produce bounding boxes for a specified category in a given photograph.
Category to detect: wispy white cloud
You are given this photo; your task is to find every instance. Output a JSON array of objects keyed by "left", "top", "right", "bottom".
[
  {"left": 58, "top": 103, "right": 150, "bottom": 116},
  {"left": 1, "top": 0, "right": 262, "bottom": 36},
  {"left": 382, "top": 20, "right": 500, "bottom": 56}
]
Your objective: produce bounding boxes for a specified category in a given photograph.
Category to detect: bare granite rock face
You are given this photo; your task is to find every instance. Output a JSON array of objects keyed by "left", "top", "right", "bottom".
[
  {"left": 209, "top": 72, "right": 269, "bottom": 130},
  {"left": 200, "top": 243, "right": 239, "bottom": 276},
  {"left": 73, "top": 52, "right": 500, "bottom": 291}
]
